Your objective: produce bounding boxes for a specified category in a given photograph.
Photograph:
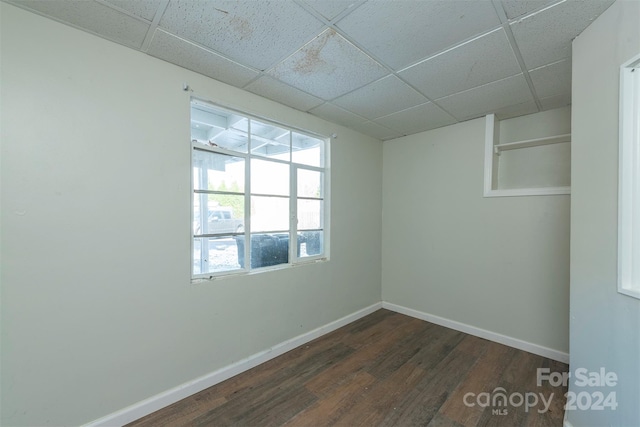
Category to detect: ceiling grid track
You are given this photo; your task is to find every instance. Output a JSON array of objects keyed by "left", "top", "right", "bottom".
[
  {"left": 140, "top": 0, "right": 170, "bottom": 53},
  {"left": 5, "top": 0, "right": 606, "bottom": 140},
  {"left": 491, "top": 0, "right": 543, "bottom": 111},
  {"left": 308, "top": 14, "right": 463, "bottom": 122}
]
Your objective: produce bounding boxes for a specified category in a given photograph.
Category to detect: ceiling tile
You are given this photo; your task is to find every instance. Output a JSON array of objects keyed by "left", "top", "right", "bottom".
[
  {"left": 268, "top": 29, "right": 388, "bottom": 100},
  {"left": 436, "top": 74, "right": 534, "bottom": 121},
  {"left": 529, "top": 59, "right": 571, "bottom": 100},
  {"left": 101, "top": 0, "right": 162, "bottom": 21},
  {"left": 500, "top": 0, "right": 558, "bottom": 20},
  {"left": 336, "top": 1, "right": 501, "bottom": 70},
  {"left": 494, "top": 100, "right": 539, "bottom": 120},
  {"left": 309, "top": 103, "right": 367, "bottom": 129},
  {"left": 375, "top": 103, "right": 457, "bottom": 135},
  {"left": 348, "top": 120, "right": 404, "bottom": 141},
  {"left": 245, "top": 76, "right": 324, "bottom": 112},
  {"left": 158, "top": 0, "right": 325, "bottom": 71},
  {"left": 332, "top": 75, "right": 428, "bottom": 120},
  {"left": 302, "top": 0, "right": 359, "bottom": 21},
  {"left": 10, "top": 0, "right": 611, "bottom": 140},
  {"left": 510, "top": 0, "right": 615, "bottom": 70},
  {"left": 399, "top": 28, "right": 520, "bottom": 100},
  {"left": 9, "top": 0, "right": 150, "bottom": 49},
  {"left": 148, "top": 29, "right": 259, "bottom": 87},
  {"left": 539, "top": 93, "right": 571, "bottom": 110}
]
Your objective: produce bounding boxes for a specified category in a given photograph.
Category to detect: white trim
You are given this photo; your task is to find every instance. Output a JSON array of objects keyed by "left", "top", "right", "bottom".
[
  {"left": 83, "top": 302, "right": 382, "bottom": 427},
  {"left": 484, "top": 113, "right": 572, "bottom": 198},
  {"left": 563, "top": 417, "right": 574, "bottom": 427},
  {"left": 618, "top": 52, "right": 640, "bottom": 300},
  {"left": 484, "top": 186, "right": 571, "bottom": 198},
  {"left": 494, "top": 134, "right": 571, "bottom": 154},
  {"left": 381, "top": 302, "right": 569, "bottom": 364},
  {"left": 84, "top": 300, "right": 570, "bottom": 425},
  {"left": 483, "top": 114, "right": 498, "bottom": 196},
  {"left": 189, "top": 98, "right": 331, "bottom": 280}
]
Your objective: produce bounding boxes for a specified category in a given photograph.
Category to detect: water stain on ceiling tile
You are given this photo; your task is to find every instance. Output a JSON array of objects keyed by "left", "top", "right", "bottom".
[
  {"left": 159, "top": 0, "right": 324, "bottom": 71},
  {"left": 9, "top": 0, "right": 616, "bottom": 138},
  {"left": 293, "top": 29, "right": 336, "bottom": 75},
  {"left": 268, "top": 29, "right": 388, "bottom": 100}
]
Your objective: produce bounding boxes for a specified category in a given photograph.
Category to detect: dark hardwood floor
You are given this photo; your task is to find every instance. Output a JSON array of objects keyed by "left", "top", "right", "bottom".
[{"left": 128, "top": 309, "right": 568, "bottom": 426}]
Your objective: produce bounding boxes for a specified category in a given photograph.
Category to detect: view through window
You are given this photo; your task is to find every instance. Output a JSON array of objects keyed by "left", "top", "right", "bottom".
[{"left": 191, "top": 99, "right": 328, "bottom": 278}]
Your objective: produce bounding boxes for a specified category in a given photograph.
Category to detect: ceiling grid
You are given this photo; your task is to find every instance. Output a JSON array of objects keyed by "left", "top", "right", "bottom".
[{"left": 4, "top": 0, "right": 616, "bottom": 140}]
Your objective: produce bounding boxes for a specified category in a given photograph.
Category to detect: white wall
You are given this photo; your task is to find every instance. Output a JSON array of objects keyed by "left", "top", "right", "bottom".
[
  {"left": 0, "top": 4, "right": 382, "bottom": 426},
  {"left": 382, "top": 110, "right": 570, "bottom": 355},
  {"left": 569, "top": 0, "right": 640, "bottom": 425}
]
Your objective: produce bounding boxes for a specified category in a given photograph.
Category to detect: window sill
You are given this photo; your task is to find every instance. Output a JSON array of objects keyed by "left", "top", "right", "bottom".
[{"left": 191, "top": 257, "right": 329, "bottom": 283}]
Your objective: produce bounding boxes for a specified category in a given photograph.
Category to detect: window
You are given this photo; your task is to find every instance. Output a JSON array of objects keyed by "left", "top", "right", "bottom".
[
  {"left": 618, "top": 53, "right": 640, "bottom": 299},
  {"left": 190, "top": 99, "right": 329, "bottom": 279}
]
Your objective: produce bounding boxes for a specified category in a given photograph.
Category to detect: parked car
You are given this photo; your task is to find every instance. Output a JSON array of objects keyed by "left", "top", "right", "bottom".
[{"left": 194, "top": 207, "right": 244, "bottom": 235}]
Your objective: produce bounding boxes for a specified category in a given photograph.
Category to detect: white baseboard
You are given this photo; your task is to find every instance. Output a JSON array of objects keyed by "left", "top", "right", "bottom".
[
  {"left": 84, "top": 302, "right": 382, "bottom": 427},
  {"left": 85, "top": 300, "right": 569, "bottom": 426},
  {"left": 382, "top": 302, "right": 570, "bottom": 364}
]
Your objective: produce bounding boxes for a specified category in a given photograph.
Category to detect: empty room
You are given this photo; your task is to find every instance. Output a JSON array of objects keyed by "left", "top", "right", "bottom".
[{"left": 1, "top": 0, "right": 639, "bottom": 426}]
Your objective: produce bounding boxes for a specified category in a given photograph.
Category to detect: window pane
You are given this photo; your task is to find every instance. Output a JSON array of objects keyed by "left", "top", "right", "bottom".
[
  {"left": 251, "top": 120, "right": 290, "bottom": 160},
  {"left": 191, "top": 101, "right": 329, "bottom": 277},
  {"left": 292, "top": 132, "right": 324, "bottom": 167},
  {"left": 194, "top": 194, "right": 244, "bottom": 235},
  {"left": 298, "top": 169, "right": 323, "bottom": 198},
  {"left": 251, "top": 159, "right": 289, "bottom": 196},
  {"left": 251, "top": 196, "right": 289, "bottom": 232},
  {"left": 193, "top": 150, "right": 245, "bottom": 192},
  {"left": 299, "top": 231, "right": 324, "bottom": 258},
  {"left": 191, "top": 102, "right": 248, "bottom": 153},
  {"left": 241, "top": 233, "right": 291, "bottom": 269},
  {"left": 193, "top": 236, "right": 242, "bottom": 274},
  {"left": 298, "top": 199, "right": 322, "bottom": 230}
]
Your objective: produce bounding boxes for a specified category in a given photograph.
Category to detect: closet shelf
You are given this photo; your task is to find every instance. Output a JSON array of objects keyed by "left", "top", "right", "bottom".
[
  {"left": 484, "top": 113, "right": 572, "bottom": 197},
  {"left": 493, "top": 133, "right": 571, "bottom": 155}
]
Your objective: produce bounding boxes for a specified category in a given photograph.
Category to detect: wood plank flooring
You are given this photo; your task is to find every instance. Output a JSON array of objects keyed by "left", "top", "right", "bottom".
[{"left": 128, "top": 309, "right": 568, "bottom": 427}]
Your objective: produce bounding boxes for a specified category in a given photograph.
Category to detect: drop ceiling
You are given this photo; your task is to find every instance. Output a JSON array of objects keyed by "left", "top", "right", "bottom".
[{"left": 5, "top": 0, "right": 615, "bottom": 140}]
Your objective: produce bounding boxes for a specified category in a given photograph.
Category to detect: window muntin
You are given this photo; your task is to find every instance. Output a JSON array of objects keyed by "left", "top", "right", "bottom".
[{"left": 190, "top": 99, "right": 329, "bottom": 279}]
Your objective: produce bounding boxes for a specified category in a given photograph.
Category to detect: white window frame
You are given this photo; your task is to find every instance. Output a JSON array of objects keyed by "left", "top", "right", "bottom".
[
  {"left": 618, "top": 53, "right": 640, "bottom": 299},
  {"left": 190, "top": 98, "right": 330, "bottom": 281}
]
